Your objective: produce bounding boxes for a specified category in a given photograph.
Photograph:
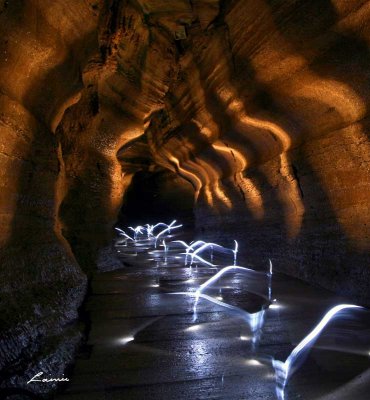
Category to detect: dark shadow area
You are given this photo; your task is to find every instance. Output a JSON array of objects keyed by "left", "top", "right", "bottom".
[
  {"left": 118, "top": 169, "right": 195, "bottom": 229},
  {"left": 0, "top": 2, "right": 98, "bottom": 396},
  {"left": 263, "top": 0, "right": 370, "bottom": 141}
]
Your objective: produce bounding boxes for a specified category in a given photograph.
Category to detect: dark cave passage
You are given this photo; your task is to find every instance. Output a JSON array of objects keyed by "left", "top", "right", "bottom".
[
  {"left": 118, "top": 170, "right": 195, "bottom": 229},
  {"left": 1, "top": 0, "right": 370, "bottom": 399}
]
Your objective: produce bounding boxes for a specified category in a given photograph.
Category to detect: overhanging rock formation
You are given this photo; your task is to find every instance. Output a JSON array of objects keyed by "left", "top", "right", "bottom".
[{"left": 0, "top": 0, "right": 369, "bottom": 396}]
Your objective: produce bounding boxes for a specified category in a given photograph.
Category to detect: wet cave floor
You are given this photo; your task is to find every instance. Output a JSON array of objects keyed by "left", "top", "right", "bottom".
[{"left": 57, "top": 233, "right": 370, "bottom": 400}]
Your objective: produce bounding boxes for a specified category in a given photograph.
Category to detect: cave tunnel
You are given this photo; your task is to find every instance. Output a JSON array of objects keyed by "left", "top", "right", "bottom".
[
  {"left": 1, "top": 1, "right": 370, "bottom": 399},
  {"left": 118, "top": 169, "right": 195, "bottom": 229}
]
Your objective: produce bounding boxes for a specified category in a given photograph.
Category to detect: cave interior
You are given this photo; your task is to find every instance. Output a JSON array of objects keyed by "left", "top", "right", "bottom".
[{"left": 0, "top": 0, "right": 370, "bottom": 399}]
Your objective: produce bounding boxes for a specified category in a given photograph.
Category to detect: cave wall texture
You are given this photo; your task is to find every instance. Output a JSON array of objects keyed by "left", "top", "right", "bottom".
[{"left": 0, "top": 0, "right": 370, "bottom": 394}]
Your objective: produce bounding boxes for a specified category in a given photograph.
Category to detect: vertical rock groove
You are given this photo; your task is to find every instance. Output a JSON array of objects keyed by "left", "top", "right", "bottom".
[{"left": 0, "top": 0, "right": 369, "bottom": 395}]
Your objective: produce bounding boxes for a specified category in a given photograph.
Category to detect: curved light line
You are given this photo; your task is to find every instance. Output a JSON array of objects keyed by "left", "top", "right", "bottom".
[
  {"left": 285, "top": 304, "right": 362, "bottom": 373},
  {"left": 233, "top": 240, "right": 238, "bottom": 265},
  {"left": 115, "top": 228, "right": 134, "bottom": 241},
  {"left": 172, "top": 291, "right": 244, "bottom": 312},
  {"left": 161, "top": 239, "right": 167, "bottom": 253},
  {"left": 185, "top": 240, "right": 239, "bottom": 266},
  {"left": 170, "top": 241, "right": 214, "bottom": 266},
  {"left": 171, "top": 291, "right": 266, "bottom": 335},
  {"left": 197, "top": 266, "right": 267, "bottom": 295},
  {"left": 190, "top": 240, "right": 207, "bottom": 248},
  {"left": 171, "top": 240, "right": 192, "bottom": 251},
  {"left": 274, "top": 304, "right": 364, "bottom": 392},
  {"left": 152, "top": 221, "right": 177, "bottom": 234},
  {"left": 188, "top": 252, "right": 217, "bottom": 267},
  {"left": 154, "top": 224, "right": 183, "bottom": 247},
  {"left": 191, "top": 242, "right": 229, "bottom": 257},
  {"left": 129, "top": 226, "right": 144, "bottom": 234}
]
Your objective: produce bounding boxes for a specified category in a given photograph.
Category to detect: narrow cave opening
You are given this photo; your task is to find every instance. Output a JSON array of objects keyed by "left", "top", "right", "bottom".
[
  {"left": 118, "top": 169, "right": 195, "bottom": 229},
  {"left": 1, "top": 0, "right": 370, "bottom": 399}
]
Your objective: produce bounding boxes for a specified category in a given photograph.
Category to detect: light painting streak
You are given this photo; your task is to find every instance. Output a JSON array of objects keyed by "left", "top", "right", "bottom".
[
  {"left": 273, "top": 304, "right": 364, "bottom": 400},
  {"left": 115, "top": 227, "right": 134, "bottom": 242},
  {"left": 171, "top": 240, "right": 209, "bottom": 265},
  {"left": 129, "top": 225, "right": 145, "bottom": 240},
  {"left": 189, "top": 241, "right": 239, "bottom": 266},
  {"left": 190, "top": 242, "right": 225, "bottom": 264},
  {"left": 268, "top": 259, "right": 273, "bottom": 301},
  {"left": 161, "top": 239, "right": 168, "bottom": 265},
  {"left": 171, "top": 291, "right": 266, "bottom": 336},
  {"left": 187, "top": 252, "right": 217, "bottom": 267},
  {"left": 171, "top": 240, "right": 207, "bottom": 250},
  {"left": 116, "top": 224, "right": 368, "bottom": 400},
  {"left": 161, "top": 239, "right": 167, "bottom": 253},
  {"left": 195, "top": 266, "right": 267, "bottom": 299},
  {"left": 170, "top": 240, "right": 193, "bottom": 265},
  {"left": 118, "top": 336, "right": 135, "bottom": 345},
  {"left": 145, "top": 221, "right": 179, "bottom": 238},
  {"left": 233, "top": 240, "right": 238, "bottom": 266},
  {"left": 145, "top": 224, "right": 153, "bottom": 238},
  {"left": 154, "top": 222, "right": 183, "bottom": 248}
]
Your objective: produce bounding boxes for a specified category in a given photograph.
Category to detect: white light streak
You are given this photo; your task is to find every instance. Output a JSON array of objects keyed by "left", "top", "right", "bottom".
[
  {"left": 171, "top": 291, "right": 266, "bottom": 336},
  {"left": 188, "top": 240, "right": 239, "bottom": 266},
  {"left": 115, "top": 227, "right": 369, "bottom": 400},
  {"left": 196, "top": 266, "right": 266, "bottom": 297},
  {"left": 154, "top": 221, "right": 182, "bottom": 247},
  {"left": 189, "top": 252, "right": 217, "bottom": 267},
  {"left": 171, "top": 240, "right": 207, "bottom": 265},
  {"left": 233, "top": 240, "right": 238, "bottom": 266},
  {"left": 268, "top": 259, "right": 273, "bottom": 301},
  {"left": 246, "top": 359, "right": 263, "bottom": 366},
  {"left": 118, "top": 336, "right": 135, "bottom": 345},
  {"left": 190, "top": 242, "right": 224, "bottom": 262},
  {"left": 161, "top": 239, "right": 167, "bottom": 253},
  {"left": 186, "top": 324, "right": 202, "bottom": 332},
  {"left": 115, "top": 227, "right": 134, "bottom": 242},
  {"left": 273, "top": 304, "right": 364, "bottom": 399},
  {"left": 129, "top": 225, "right": 145, "bottom": 240}
]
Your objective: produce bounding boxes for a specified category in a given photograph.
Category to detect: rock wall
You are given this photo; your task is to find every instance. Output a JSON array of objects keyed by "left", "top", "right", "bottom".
[
  {"left": 0, "top": 0, "right": 99, "bottom": 395},
  {"left": 142, "top": 0, "right": 370, "bottom": 304},
  {"left": 1, "top": 0, "right": 370, "bottom": 395}
]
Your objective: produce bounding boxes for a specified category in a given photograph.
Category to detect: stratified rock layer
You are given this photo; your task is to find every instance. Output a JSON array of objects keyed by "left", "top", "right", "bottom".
[
  {"left": 0, "top": 0, "right": 98, "bottom": 395},
  {"left": 0, "top": 0, "right": 370, "bottom": 395}
]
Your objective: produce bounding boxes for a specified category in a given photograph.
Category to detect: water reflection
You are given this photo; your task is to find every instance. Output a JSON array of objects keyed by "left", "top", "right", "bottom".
[{"left": 114, "top": 221, "right": 370, "bottom": 399}]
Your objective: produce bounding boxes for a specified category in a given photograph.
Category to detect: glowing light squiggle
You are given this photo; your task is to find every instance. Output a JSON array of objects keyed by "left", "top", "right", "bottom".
[
  {"left": 171, "top": 240, "right": 222, "bottom": 266},
  {"left": 115, "top": 227, "right": 134, "bottom": 242},
  {"left": 268, "top": 259, "right": 273, "bottom": 301},
  {"left": 171, "top": 240, "right": 206, "bottom": 254},
  {"left": 273, "top": 304, "right": 364, "bottom": 399},
  {"left": 154, "top": 222, "right": 183, "bottom": 247},
  {"left": 171, "top": 291, "right": 266, "bottom": 336},
  {"left": 233, "top": 240, "right": 238, "bottom": 265},
  {"left": 116, "top": 224, "right": 367, "bottom": 400},
  {"left": 186, "top": 252, "right": 217, "bottom": 267},
  {"left": 189, "top": 240, "right": 239, "bottom": 266},
  {"left": 129, "top": 225, "right": 145, "bottom": 240},
  {"left": 150, "top": 221, "right": 177, "bottom": 235},
  {"left": 196, "top": 266, "right": 267, "bottom": 299}
]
